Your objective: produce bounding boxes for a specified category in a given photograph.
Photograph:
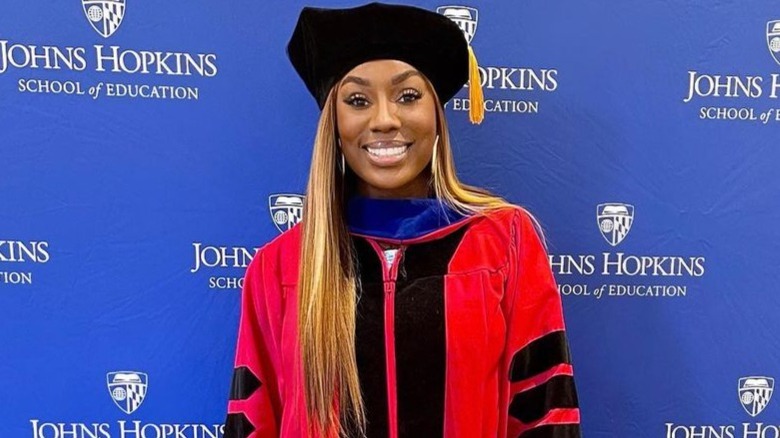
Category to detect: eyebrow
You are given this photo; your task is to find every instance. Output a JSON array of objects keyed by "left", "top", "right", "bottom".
[
  {"left": 341, "top": 70, "right": 421, "bottom": 87},
  {"left": 389, "top": 70, "right": 421, "bottom": 85}
]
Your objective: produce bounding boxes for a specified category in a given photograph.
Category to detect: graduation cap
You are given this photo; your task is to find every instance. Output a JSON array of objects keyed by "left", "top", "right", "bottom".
[{"left": 286, "top": 2, "right": 485, "bottom": 124}]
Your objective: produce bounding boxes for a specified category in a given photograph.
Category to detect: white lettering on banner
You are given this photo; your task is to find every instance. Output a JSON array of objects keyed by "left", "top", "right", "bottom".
[
  {"left": 0, "top": 41, "right": 88, "bottom": 73},
  {"left": 191, "top": 243, "right": 258, "bottom": 291},
  {"left": 477, "top": 67, "right": 559, "bottom": 91},
  {"left": 601, "top": 253, "right": 705, "bottom": 277},
  {"left": 0, "top": 240, "right": 49, "bottom": 263},
  {"left": 0, "top": 42, "right": 217, "bottom": 77},
  {"left": 17, "top": 79, "right": 200, "bottom": 100},
  {"left": 30, "top": 371, "right": 226, "bottom": 437},
  {"left": 436, "top": 5, "right": 560, "bottom": 117},
  {"left": 684, "top": 72, "right": 764, "bottom": 102},
  {"left": 699, "top": 107, "right": 760, "bottom": 121},
  {"left": 208, "top": 276, "right": 245, "bottom": 290},
  {"left": 605, "top": 284, "right": 687, "bottom": 297},
  {"left": 31, "top": 420, "right": 112, "bottom": 438},
  {"left": 93, "top": 46, "right": 217, "bottom": 77},
  {"left": 190, "top": 243, "right": 257, "bottom": 273},
  {"left": 681, "top": 20, "right": 780, "bottom": 123},
  {"left": 117, "top": 421, "right": 223, "bottom": 438},
  {"left": 192, "top": 193, "right": 305, "bottom": 291},
  {"left": 770, "top": 74, "right": 780, "bottom": 98},
  {"left": 0, "top": 271, "right": 33, "bottom": 284},
  {"left": 18, "top": 79, "right": 87, "bottom": 95},
  {"left": 0, "top": 240, "right": 49, "bottom": 287},
  {"left": 0, "top": 0, "right": 219, "bottom": 103},
  {"left": 553, "top": 204, "right": 706, "bottom": 301},
  {"left": 447, "top": 98, "right": 540, "bottom": 114},
  {"left": 29, "top": 420, "right": 224, "bottom": 438},
  {"left": 665, "top": 424, "right": 736, "bottom": 438},
  {"left": 663, "top": 423, "right": 780, "bottom": 438},
  {"left": 556, "top": 284, "right": 687, "bottom": 300},
  {"left": 743, "top": 423, "right": 780, "bottom": 438},
  {"left": 549, "top": 255, "right": 597, "bottom": 275},
  {"left": 104, "top": 83, "right": 198, "bottom": 100}
]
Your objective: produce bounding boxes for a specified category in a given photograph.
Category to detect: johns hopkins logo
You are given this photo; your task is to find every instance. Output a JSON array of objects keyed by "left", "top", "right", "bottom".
[
  {"left": 768, "top": 20, "right": 780, "bottom": 66},
  {"left": 437, "top": 5, "right": 478, "bottom": 43},
  {"left": 739, "top": 376, "right": 774, "bottom": 417},
  {"left": 269, "top": 194, "right": 305, "bottom": 233},
  {"left": 82, "top": 0, "right": 126, "bottom": 38},
  {"left": 107, "top": 371, "right": 148, "bottom": 414},
  {"left": 597, "top": 203, "right": 634, "bottom": 247}
]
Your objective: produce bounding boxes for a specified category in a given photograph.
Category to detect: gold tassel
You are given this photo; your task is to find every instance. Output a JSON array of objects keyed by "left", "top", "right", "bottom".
[{"left": 467, "top": 45, "right": 484, "bottom": 124}]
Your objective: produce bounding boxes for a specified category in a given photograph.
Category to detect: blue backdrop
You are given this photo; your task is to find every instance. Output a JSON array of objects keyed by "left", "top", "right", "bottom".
[{"left": 2, "top": 1, "right": 779, "bottom": 437}]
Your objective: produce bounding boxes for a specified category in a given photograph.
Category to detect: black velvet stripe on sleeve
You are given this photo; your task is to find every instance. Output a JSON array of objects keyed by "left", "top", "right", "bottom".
[
  {"left": 509, "top": 330, "right": 571, "bottom": 382},
  {"left": 508, "top": 375, "right": 579, "bottom": 424},
  {"left": 229, "top": 366, "right": 261, "bottom": 401},
  {"left": 519, "top": 424, "right": 582, "bottom": 438},
  {"left": 224, "top": 413, "right": 256, "bottom": 438}
]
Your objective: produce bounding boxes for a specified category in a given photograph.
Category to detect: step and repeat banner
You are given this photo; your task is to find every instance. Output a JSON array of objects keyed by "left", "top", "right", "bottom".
[{"left": 1, "top": 0, "right": 779, "bottom": 437}]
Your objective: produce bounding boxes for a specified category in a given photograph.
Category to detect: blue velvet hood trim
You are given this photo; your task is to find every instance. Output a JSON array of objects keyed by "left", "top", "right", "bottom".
[{"left": 346, "top": 195, "right": 470, "bottom": 240}]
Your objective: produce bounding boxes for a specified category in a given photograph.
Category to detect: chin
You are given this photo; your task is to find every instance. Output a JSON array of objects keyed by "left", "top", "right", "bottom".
[{"left": 365, "top": 179, "right": 413, "bottom": 191}]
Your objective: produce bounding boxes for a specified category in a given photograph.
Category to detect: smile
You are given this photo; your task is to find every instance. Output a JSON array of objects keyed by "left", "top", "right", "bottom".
[
  {"left": 365, "top": 145, "right": 409, "bottom": 157},
  {"left": 362, "top": 141, "right": 412, "bottom": 166}
]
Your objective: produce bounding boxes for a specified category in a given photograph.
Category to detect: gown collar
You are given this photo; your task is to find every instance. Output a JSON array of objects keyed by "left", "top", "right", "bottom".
[{"left": 346, "top": 195, "right": 470, "bottom": 240}]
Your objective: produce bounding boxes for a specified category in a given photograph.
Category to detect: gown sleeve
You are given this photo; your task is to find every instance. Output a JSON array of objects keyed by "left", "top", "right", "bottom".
[
  {"left": 225, "top": 248, "right": 282, "bottom": 438},
  {"left": 503, "top": 210, "right": 581, "bottom": 437}
]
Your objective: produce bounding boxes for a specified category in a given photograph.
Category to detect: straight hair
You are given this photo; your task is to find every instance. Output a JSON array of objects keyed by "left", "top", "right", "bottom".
[{"left": 297, "top": 78, "right": 524, "bottom": 437}]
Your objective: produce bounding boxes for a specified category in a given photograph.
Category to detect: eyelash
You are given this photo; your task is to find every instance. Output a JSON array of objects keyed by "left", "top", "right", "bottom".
[
  {"left": 344, "top": 94, "right": 368, "bottom": 107},
  {"left": 344, "top": 89, "right": 422, "bottom": 107},
  {"left": 400, "top": 89, "right": 422, "bottom": 102}
]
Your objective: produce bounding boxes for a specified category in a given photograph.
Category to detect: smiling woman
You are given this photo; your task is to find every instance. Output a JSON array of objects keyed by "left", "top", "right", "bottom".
[
  {"left": 337, "top": 61, "right": 438, "bottom": 198},
  {"left": 225, "top": 3, "right": 581, "bottom": 438}
]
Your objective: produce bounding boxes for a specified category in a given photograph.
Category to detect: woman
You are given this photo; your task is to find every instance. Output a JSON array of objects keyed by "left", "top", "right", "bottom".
[{"left": 225, "top": 3, "right": 580, "bottom": 437}]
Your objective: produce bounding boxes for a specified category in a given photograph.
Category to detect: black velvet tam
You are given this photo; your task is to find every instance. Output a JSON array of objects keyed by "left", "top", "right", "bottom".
[{"left": 286, "top": 2, "right": 469, "bottom": 109}]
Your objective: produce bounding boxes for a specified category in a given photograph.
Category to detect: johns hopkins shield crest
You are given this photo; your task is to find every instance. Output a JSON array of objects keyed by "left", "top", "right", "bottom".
[
  {"left": 107, "top": 371, "right": 147, "bottom": 414},
  {"left": 597, "top": 203, "right": 634, "bottom": 246},
  {"left": 269, "top": 194, "right": 305, "bottom": 233},
  {"left": 739, "top": 376, "right": 774, "bottom": 417},
  {"left": 767, "top": 21, "right": 780, "bottom": 66},
  {"left": 82, "top": 0, "right": 126, "bottom": 38},
  {"left": 437, "top": 5, "right": 478, "bottom": 43}
]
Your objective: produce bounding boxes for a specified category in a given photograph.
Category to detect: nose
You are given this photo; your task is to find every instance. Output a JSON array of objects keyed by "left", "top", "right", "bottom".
[{"left": 369, "top": 97, "right": 402, "bottom": 132}]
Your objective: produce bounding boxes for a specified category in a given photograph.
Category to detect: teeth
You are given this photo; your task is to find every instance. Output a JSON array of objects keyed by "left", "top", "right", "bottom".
[{"left": 366, "top": 145, "right": 408, "bottom": 157}]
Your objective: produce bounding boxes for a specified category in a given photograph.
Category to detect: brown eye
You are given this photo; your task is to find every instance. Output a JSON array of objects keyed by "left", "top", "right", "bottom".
[
  {"left": 399, "top": 89, "right": 422, "bottom": 103},
  {"left": 344, "top": 94, "right": 369, "bottom": 107}
]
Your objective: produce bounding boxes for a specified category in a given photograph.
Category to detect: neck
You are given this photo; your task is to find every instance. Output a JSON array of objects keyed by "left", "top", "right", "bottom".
[{"left": 355, "top": 172, "right": 431, "bottom": 199}]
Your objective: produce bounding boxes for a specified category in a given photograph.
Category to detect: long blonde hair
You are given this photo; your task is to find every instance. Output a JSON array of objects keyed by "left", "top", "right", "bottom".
[{"left": 297, "top": 78, "right": 515, "bottom": 437}]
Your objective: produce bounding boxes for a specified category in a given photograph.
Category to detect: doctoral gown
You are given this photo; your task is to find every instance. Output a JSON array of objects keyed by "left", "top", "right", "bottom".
[{"left": 225, "top": 197, "right": 581, "bottom": 437}]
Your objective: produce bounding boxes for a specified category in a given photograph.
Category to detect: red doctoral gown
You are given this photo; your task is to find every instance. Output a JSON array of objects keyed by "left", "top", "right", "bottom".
[{"left": 225, "top": 197, "right": 581, "bottom": 437}]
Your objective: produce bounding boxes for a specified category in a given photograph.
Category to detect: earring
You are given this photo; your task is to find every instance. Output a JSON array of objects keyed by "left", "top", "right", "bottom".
[{"left": 431, "top": 134, "right": 440, "bottom": 176}]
